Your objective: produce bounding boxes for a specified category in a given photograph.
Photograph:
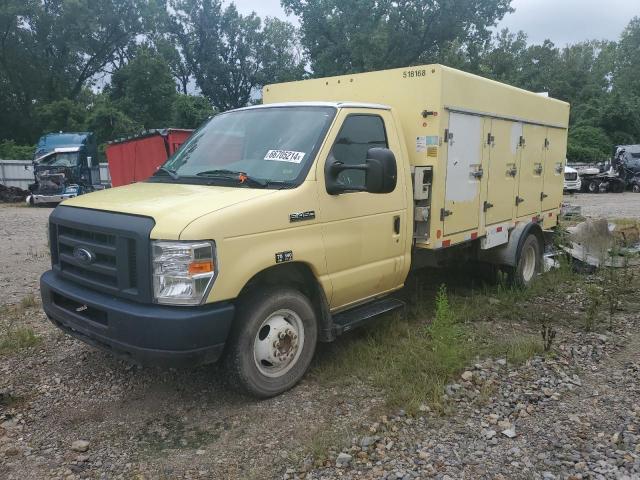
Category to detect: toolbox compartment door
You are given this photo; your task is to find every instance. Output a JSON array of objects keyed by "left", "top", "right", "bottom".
[
  {"left": 484, "top": 119, "right": 521, "bottom": 226},
  {"left": 541, "top": 127, "right": 567, "bottom": 211},
  {"left": 516, "top": 124, "right": 546, "bottom": 217},
  {"left": 443, "top": 112, "right": 483, "bottom": 235}
]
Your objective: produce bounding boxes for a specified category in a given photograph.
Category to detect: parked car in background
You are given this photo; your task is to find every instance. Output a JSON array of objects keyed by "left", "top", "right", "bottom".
[{"left": 563, "top": 165, "right": 581, "bottom": 192}]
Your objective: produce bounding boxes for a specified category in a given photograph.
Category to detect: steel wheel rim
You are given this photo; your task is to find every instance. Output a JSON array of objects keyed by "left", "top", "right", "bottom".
[
  {"left": 253, "top": 309, "right": 304, "bottom": 378},
  {"left": 522, "top": 244, "right": 536, "bottom": 283}
]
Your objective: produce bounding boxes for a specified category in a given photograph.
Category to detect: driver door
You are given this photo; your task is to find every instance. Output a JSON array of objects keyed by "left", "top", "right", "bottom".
[{"left": 317, "top": 109, "right": 407, "bottom": 310}]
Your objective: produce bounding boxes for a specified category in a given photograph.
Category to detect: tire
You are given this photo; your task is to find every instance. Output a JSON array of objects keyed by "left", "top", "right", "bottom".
[
  {"left": 587, "top": 180, "right": 600, "bottom": 193},
  {"left": 224, "top": 287, "right": 318, "bottom": 398},
  {"left": 508, "top": 233, "right": 542, "bottom": 287},
  {"left": 633, "top": 184, "right": 640, "bottom": 193}
]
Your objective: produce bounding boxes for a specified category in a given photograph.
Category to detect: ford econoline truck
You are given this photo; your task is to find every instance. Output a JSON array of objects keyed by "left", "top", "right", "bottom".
[{"left": 40, "top": 65, "right": 570, "bottom": 397}]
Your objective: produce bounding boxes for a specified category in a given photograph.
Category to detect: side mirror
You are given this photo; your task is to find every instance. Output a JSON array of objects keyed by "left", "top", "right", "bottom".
[{"left": 325, "top": 147, "right": 397, "bottom": 195}]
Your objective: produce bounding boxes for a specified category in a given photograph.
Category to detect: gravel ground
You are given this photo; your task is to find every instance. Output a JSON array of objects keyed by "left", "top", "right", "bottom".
[
  {"left": 1, "top": 200, "right": 639, "bottom": 479},
  {"left": 292, "top": 315, "right": 640, "bottom": 479},
  {"left": 0, "top": 205, "right": 51, "bottom": 305},
  {"left": 564, "top": 192, "right": 640, "bottom": 220}
]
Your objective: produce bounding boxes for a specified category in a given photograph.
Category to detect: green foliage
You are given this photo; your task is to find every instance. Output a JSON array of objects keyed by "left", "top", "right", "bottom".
[
  {"left": 171, "top": 0, "right": 305, "bottom": 110},
  {"left": 110, "top": 46, "right": 177, "bottom": 129},
  {"left": 567, "top": 126, "right": 611, "bottom": 163},
  {"left": 0, "top": 0, "right": 150, "bottom": 143},
  {"left": 171, "top": 95, "right": 215, "bottom": 129},
  {"left": 35, "top": 98, "right": 88, "bottom": 134},
  {"left": 282, "top": 0, "right": 513, "bottom": 77},
  {"left": 85, "top": 97, "right": 142, "bottom": 144},
  {"left": 0, "top": 140, "right": 35, "bottom": 160}
]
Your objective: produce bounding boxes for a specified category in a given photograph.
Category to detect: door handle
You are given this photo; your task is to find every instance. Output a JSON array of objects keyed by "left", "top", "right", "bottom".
[
  {"left": 393, "top": 216, "right": 400, "bottom": 234},
  {"left": 534, "top": 164, "right": 543, "bottom": 175},
  {"left": 483, "top": 201, "right": 494, "bottom": 212},
  {"left": 515, "top": 196, "right": 524, "bottom": 205},
  {"left": 470, "top": 168, "right": 484, "bottom": 179},
  {"left": 540, "top": 192, "right": 548, "bottom": 201},
  {"left": 507, "top": 165, "right": 518, "bottom": 177},
  {"left": 440, "top": 208, "right": 453, "bottom": 221}
]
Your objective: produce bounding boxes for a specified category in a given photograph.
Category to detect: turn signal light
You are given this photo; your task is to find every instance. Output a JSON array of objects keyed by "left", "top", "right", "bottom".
[{"left": 188, "top": 260, "right": 214, "bottom": 275}]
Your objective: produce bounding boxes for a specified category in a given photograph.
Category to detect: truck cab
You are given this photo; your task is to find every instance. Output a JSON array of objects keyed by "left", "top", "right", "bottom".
[
  {"left": 29, "top": 132, "right": 101, "bottom": 205},
  {"left": 40, "top": 65, "right": 569, "bottom": 398}
]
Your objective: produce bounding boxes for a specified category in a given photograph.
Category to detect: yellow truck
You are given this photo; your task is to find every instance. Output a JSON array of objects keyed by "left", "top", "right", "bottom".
[{"left": 40, "top": 65, "right": 569, "bottom": 397}]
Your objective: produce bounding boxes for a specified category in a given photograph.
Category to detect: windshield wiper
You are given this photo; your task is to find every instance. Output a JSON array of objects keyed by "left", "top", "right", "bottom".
[
  {"left": 195, "top": 169, "right": 267, "bottom": 187},
  {"left": 156, "top": 166, "right": 180, "bottom": 180}
]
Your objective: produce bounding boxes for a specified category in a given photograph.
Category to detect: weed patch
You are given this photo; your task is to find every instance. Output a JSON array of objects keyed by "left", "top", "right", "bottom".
[
  {"left": 20, "top": 294, "right": 37, "bottom": 309},
  {"left": 0, "top": 325, "right": 40, "bottom": 354},
  {"left": 314, "top": 261, "right": 585, "bottom": 413}
]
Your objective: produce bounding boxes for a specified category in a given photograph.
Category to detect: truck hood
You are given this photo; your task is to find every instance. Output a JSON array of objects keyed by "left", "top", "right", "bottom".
[{"left": 62, "top": 182, "right": 277, "bottom": 239}]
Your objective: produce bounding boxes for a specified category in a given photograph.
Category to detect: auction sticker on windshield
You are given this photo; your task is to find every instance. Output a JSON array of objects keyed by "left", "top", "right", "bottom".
[{"left": 264, "top": 150, "right": 305, "bottom": 163}]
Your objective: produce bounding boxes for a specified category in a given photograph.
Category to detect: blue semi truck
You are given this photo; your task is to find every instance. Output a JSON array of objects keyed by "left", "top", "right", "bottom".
[{"left": 27, "top": 132, "right": 103, "bottom": 205}]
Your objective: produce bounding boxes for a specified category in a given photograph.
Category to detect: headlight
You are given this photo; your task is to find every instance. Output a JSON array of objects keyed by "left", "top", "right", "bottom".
[{"left": 152, "top": 241, "right": 216, "bottom": 305}]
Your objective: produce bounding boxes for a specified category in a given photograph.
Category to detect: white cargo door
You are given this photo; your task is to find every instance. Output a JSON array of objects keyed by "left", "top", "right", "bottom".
[{"left": 443, "top": 112, "right": 483, "bottom": 235}]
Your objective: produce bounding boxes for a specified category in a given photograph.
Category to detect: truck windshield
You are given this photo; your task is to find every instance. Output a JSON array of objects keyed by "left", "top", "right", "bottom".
[
  {"left": 39, "top": 152, "right": 79, "bottom": 167},
  {"left": 160, "top": 106, "right": 336, "bottom": 187}
]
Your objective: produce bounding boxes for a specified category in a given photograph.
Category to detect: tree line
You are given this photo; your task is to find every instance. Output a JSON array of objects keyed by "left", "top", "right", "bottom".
[{"left": 1, "top": 0, "right": 638, "bottom": 162}]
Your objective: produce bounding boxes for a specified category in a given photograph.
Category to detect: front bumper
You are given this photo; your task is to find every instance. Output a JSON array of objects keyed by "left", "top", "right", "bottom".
[
  {"left": 31, "top": 193, "right": 77, "bottom": 204},
  {"left": 40, "top": 270, "right": 235, "bottom": 367},
  {"left": 563, "top": 180, "right": 581, "bottom": 192}
]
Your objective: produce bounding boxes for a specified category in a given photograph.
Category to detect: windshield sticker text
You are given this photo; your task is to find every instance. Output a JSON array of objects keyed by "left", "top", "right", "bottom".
[{"left": 264, "top": 150, "right": 305, "bottom": 163}]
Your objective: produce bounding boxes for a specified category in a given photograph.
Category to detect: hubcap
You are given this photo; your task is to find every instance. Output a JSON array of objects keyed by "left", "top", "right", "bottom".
[
  {"left": 253, "top": 309, "right": 304, "bottom": 378},
  {"left": 522, "top": 244, "right": 537, "bottom": 283}
]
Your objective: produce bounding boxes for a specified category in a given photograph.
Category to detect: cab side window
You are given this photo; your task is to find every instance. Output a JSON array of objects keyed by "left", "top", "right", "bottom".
[{"left": 330, "top": 115, "right": 388, "bottom": 188}]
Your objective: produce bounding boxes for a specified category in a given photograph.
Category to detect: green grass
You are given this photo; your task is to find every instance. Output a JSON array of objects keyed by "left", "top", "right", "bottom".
[
  {"left": 20, "top": 294, "right": 37, "bottom": 309},
  {"left": 0, "top": 325, "right": 40, "bottom": 354},
  {"left": 313, "top": 261, "right": 583, "bottom": 414}
]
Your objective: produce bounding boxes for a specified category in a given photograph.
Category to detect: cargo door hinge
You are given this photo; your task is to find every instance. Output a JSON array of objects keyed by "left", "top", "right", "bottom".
[
  {"left": 444, "top": 129, "right": 453, "bottom": 142},
  {"left": 519, "top": 136, "right": 526, "bottom": 147},
  {"left": 440, "top": 208, "right": 453, "bottom": 221}
]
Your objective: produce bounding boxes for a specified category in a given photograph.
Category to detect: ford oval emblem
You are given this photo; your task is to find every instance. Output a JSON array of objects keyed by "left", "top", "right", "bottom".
[{"left": 73, "top": 247, "right": 95, "bottom": 265}]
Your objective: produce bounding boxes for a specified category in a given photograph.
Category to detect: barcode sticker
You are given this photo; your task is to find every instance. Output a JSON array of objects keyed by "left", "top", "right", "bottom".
[{"left": 264, "top": 150, "right": 305, "bottom": 163}]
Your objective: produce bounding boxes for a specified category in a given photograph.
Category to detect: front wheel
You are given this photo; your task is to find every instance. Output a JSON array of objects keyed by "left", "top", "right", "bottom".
[
  {"left": 507, "top": 233, "right": 542, "bottom": 287},
  {"left": 632, "top": 184, "right": 640, "bottom": 193},
  {"left": 224, "top": 287, "right": 318, "bottom": 398},
  {"left": 587, "top": 180, "right": 600, "bottom": 193}
]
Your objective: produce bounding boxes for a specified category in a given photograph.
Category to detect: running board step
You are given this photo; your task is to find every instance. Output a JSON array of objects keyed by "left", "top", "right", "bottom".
[{"left": 332, "top": 298, "right": 405, "bottom": 336}]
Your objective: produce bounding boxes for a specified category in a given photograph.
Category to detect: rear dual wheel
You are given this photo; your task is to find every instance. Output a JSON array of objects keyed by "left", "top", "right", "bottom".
[
  {"left": 225, "top": 287, "right": 318, "bottom": 398},
  {"left": 507, "top": 233, "right": 542, "bottom": 287}
]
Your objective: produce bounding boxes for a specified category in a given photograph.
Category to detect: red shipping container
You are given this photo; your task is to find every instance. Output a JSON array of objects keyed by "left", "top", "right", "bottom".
[{"left": 106, "top": 129, "right": 193, "bottom": 187}]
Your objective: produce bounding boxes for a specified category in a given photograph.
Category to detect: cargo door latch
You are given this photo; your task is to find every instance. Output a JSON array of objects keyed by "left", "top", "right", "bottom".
[
  {"left": 483, "top": 201, "right": 494, "bottom": 212},
  {"left": 440, "top": 208, "right": 453, "bottom": 221},
  {"left": 515, "top": 196, "right": 524, "bottom": 205},
  {"left": 470, "top": 168, "right": 484, "bottom": 179},
  {"left": 540, "top": 192, "right": 548, "bottom": 201}
]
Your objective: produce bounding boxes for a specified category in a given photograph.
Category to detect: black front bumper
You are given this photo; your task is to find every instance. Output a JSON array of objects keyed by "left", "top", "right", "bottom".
[{"left": 41, "top": 270, "right": 235, "bottom": 367}]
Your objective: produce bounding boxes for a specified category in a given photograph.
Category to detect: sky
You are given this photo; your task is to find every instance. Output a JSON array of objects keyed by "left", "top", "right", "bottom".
[{"left": 229, "top": 0, "right": 640, "bottom": 47}]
